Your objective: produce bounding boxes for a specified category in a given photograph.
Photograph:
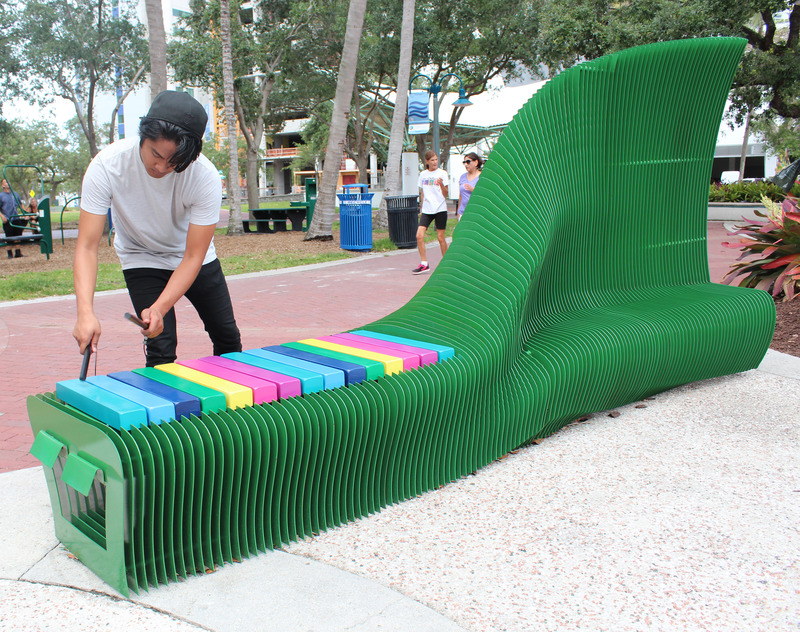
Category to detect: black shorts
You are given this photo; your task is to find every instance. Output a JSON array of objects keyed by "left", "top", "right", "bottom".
[
  {"left": 3, "top": 219, "right": 27, "bottom": 238},
  {"left": 419, "top": 211, "right": 448, "bottom": 230}
]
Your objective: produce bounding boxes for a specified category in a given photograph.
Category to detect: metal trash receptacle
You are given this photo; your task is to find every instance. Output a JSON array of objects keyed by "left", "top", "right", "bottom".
[
  {"left": 337, "top": 184, "right": 373, "bottom": 251},
  {"left": 385, "top": 195, "right": 419, "bottom": 249}
]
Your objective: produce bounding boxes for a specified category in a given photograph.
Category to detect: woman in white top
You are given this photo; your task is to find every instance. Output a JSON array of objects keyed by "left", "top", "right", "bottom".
[{"left": 413, "top": 150, "right": 449, "bottom": 274}]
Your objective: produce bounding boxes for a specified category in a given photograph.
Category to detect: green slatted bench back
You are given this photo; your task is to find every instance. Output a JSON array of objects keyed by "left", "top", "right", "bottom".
[{"left": 373, "top": 38, "right": 750, "bottom": 354}]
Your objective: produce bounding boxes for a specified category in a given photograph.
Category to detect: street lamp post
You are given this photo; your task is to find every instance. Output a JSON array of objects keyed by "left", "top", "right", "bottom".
[{"left": 409, "top": 73, "right": 472, "bottom": 158}]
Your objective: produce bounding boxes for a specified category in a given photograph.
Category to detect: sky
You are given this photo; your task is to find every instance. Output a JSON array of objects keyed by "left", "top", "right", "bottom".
[{"left": 6, "top": 96, "right": 76, "bottom": 128}]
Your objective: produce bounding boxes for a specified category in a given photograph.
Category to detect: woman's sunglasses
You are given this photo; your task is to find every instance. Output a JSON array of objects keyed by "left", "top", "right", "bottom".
[{"left": 463, "top": 159, "right": 473, "bottom": 164}]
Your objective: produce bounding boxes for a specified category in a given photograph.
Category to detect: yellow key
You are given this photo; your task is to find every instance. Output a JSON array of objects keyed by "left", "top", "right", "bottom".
[{"left": 155, "top": 363, "right": 253, "bottom": 409}]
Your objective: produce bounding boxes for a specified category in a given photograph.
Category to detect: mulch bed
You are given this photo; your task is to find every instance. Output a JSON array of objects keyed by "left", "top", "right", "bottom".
[{"left": 772, "top": 300, "right": 799, "bottom": 358}]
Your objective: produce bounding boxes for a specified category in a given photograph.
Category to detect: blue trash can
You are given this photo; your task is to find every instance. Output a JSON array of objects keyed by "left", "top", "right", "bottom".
[{"left": 337, "top": 184, "right": 373, "bottom": 251}]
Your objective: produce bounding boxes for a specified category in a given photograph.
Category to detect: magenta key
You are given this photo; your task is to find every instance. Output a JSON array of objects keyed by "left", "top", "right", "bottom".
[
  {"left": 177, "top": 358, "right": 278, "bottom": 404},
  {"left": 198, "top": 355, "right": 301, "bottom": 399}
]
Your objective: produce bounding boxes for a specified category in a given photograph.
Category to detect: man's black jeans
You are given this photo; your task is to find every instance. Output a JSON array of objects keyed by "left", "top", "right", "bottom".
[{"left": 123, "top": 258, "right": 242, "bottom": 367}]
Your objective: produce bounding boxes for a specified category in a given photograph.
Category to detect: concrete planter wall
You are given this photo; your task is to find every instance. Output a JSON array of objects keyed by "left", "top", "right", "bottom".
[{"left": 708, "top": 202, "right": 763, "bottom": 222}]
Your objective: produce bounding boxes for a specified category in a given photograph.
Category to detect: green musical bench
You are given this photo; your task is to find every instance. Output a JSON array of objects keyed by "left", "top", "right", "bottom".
[{"left": 28, "top": 37, "right": 774, "bottom": 596}]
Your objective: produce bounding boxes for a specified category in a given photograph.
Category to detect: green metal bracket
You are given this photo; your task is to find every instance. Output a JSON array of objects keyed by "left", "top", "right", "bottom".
[
  {"left": 30, "top": 431, "right": 66, "bottom": 468},
  {"left": 61, "top": 452, "right": 103, "bottom": 496}
]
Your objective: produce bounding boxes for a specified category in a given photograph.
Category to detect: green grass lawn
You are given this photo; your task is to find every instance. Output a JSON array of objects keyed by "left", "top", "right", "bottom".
[{"left": 0, "top": 262, "right": 127, "bottom": 302}]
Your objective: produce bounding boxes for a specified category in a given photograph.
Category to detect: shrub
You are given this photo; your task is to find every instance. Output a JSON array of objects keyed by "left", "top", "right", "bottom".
[
  {"left": 709, "top": 180, "right": 800, "bottom": 203},
  {"left": 722, "top": 195, "right": 800, "bottom": 301}
]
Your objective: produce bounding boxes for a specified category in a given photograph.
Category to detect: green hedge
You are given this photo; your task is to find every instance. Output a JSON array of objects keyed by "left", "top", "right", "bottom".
[{"left": 709, "top": 180, "right": 800, "bottom": 203}]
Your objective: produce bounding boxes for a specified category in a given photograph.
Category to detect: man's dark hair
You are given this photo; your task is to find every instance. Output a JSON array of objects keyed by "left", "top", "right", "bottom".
[{"left": 138, "top": 118, "right": 203, "bottom": 173}]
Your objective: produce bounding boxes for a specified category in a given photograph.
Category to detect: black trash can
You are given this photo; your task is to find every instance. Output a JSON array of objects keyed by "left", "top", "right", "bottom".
[
  {"left": 337, "top": 184, "right": 373, "bottom": 251},
  {"left": 385, "top": 195, "right": 419, "bottom": 249}
]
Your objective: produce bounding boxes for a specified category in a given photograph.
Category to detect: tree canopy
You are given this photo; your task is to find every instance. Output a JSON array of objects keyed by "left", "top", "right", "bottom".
[
  {"left": 11, "top": 0, "right": 149, "bottom": 156},
  {"left": 0, "top": 118, "right": 92, "bottom": 201},
  {"left": 537, "top": 0, "right": 800, "bottom": 154},
  {"left": 171, "top": 0, "right": 318, "bottom": 209}
]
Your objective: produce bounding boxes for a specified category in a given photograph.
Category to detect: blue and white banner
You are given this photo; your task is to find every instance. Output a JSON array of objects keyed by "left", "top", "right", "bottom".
[{"left": 408, "top": 90, "right": 430, "bottom": 135}]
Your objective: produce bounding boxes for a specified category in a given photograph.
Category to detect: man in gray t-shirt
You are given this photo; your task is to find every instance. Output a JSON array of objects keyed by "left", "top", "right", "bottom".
[{"left": 73, "top": 90, "right": 242, "bottom": 367}]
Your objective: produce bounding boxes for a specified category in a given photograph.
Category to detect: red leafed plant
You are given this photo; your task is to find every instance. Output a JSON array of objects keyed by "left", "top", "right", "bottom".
[{"left": 722, "top": 195, "right": 800, "bottom": 302}]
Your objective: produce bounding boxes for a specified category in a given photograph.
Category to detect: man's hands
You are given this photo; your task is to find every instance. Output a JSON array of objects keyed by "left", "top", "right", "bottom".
[
  {"left": 73, "top": 312, "right": 101, "bottom": 355},
  {"left": 139, "top": 306, "right": 165, "bottom": 338},
  {"left": 72, "top": 218, "right": 213, "bottom": 355}
]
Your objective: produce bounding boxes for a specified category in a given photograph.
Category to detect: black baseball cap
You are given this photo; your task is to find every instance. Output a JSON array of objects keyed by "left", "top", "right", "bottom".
[{"left": 144, "top": 90, "right": 208, "bottom": 139}]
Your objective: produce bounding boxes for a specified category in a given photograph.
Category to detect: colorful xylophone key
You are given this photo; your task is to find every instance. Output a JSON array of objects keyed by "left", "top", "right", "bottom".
[{"left": 53, "top": 330, "right": 453, "bottom": 430}]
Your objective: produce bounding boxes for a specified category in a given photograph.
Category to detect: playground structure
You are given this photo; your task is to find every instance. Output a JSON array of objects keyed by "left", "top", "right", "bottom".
[
  {"left": 27, "top": 38, "right": 775, "bottom": 596},
  {"left": 1, "top": 165, "right": 53, "bottom": 259}
]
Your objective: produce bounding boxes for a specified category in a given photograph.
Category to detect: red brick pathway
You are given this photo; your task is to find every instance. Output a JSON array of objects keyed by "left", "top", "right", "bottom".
[{"left": 0, "top": 223, "right": 741, "bottom": 473}]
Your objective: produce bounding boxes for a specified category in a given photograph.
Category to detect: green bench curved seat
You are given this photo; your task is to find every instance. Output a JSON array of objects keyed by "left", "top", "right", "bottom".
[{"left": 27, "top": 37, "right": 775, "bottom": 595}]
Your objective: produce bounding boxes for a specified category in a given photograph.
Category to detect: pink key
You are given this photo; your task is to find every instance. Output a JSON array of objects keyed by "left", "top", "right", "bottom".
[
  {"left": 334, "top": 333, "right": 438, "bottom": 365},
  {"left": 320, "top": 335, "right": 420, "bottom": 370},
  {"left": 198, "top": 356, "right": 301, "bottom": 399},
  {"left": 177, "top": 358, "right": 278, "bottom": 404}
]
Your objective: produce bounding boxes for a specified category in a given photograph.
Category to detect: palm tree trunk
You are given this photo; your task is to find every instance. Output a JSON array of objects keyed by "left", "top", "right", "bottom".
[
  {"left": 144, "top": 0, "right": 168, "bottom": 98},
  {"left": 305, "top": 0, "right": 368, "bottom": 240},
  {"left": 738, "top": 110, "right": 751, "bottom": 183},
  {"left": 220, "top": 0, "right": 243, "bottom": 235},
  {"left": 376, "top": 0, "right": 416, "bottom": 229}
]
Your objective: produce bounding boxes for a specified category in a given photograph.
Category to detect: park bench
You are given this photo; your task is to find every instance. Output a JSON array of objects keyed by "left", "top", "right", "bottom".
[
  {"left": 241, "top": 202, "right": 311, "bottom": 233},
  {"left": 241, "top": 179, "right": 317, "bottom": 233},
  {"left": 27, "top": 37, "right": 774, "bottom": 596}
]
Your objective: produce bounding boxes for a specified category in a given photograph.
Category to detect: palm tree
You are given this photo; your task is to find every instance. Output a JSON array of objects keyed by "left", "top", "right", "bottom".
[
  {"left": 220, "top": 0, "right": 243, "bottom": 235},
  {"left": 305, "top": 0, "right": 368, "bottom": 240},
  {"left": 376, "top": 0, "right": 415, "bottom": 229},
  {"left": 144, "top": 0, "right": 167, "bottom": 98}
]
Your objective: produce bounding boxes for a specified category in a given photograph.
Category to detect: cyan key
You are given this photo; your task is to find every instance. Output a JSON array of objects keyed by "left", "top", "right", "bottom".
[
  {"left": 222, "top": 351, "right": 325, "bottom": 394},
  {"left": 56, "top": 379, "right": 147, "bottom": 430},
  {"left": 88, "top": 375, "right": 175, "bottom": 425}
]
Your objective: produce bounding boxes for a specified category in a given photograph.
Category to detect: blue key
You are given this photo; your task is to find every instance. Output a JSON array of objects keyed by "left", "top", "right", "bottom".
[
  {"left": 109, "top": 371, "right": 201, "bottom": 420},
  {"left": 263, "top": 345, "right": 366, "bottom": 385}
]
